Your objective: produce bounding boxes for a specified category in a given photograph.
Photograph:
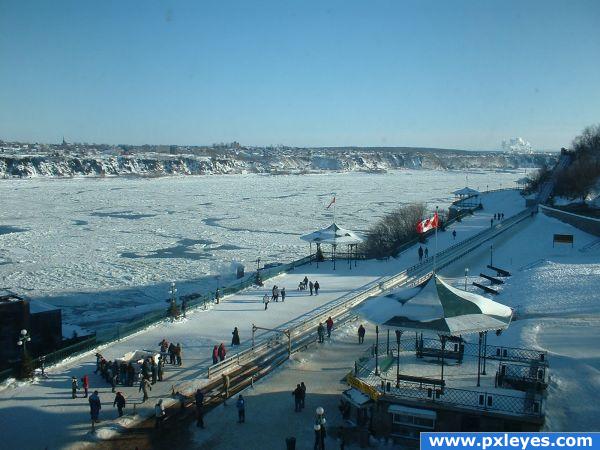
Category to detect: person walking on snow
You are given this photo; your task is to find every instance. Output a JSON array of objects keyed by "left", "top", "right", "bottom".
[
  {"left": 281, "top": 287, "right": 286, "bottom": 302},
  {"left": 89, "top": 391, "right": 101, "bottom": 423},
  {"left": 272, "top": 285, "right": 279, "bottom": 302},
  {"left": 212, "top": 345, "right": 219, "bottom": 364},
  {"left": 293, "top": 384, "right": 303, "bottom": 412},
  {"left": 309, "top": 281, "right": 314, "bottom": 296},
  {"left": 151, "top": 360, "right": 157, "bottom": 384},
  {"left": 154, "top": 399, "right": 166, "bottom": 429},
  {"left": 314, "top": 281, "right": 320, "bottom": 295},
  {"left": 71, "top": 376, "right": 78, "bottom": 399},
  {"left": 232, "top": 327, "right": 240, "bottom": 346},
  {"left": 326, "top": 317, "right": 334, "bottom": 338},
  {"left": 418, "top": 246, "right": 424, "bottom": 262},
  {"left": 139, "top": 377, "right": 152, "bottom": 402},
  {"left": 358, "top": 324, "right": 366, "bottom": 344},
  {"left": 263, "top": 293, "right": 270, "bottom": 310},
  {"left": 300, "top": 382, "right": 306, "bottom": 409},
  {"left": 81, "top": 374, "right": 89, "bottom": 398},
  {"left": 195, "top": 389, "right": 205, "bottom": 428},
  {"left": 175, "top": 343, "right": 183, "bottom": 366},
  {"left": 303, "top": 276, "right": 309, "bottom": 289},
  {"left": 218, "top": 343, "right": 227, "bottom": 361},
  {"left": 452, "top": 230, "right": 457, "bottom": 240},
  {"left": 236, "top": 395, "right": 246, "bottom": 423},
  {"left": 424, "top": 248, "right": 429, "bottom": 259},
  {"left": 317, "top": 323, "right": 325, "bottom": 343},
  {"left": 113, "top": 391, "right": 126, "bottom": 417}
]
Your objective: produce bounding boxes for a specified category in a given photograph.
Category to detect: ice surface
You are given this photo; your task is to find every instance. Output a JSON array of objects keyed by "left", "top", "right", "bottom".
[{"left": 0, "top": 169, "right": 521, "bottom": 329}]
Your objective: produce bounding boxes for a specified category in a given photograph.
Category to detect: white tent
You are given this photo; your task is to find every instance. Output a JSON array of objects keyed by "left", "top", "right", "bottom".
[
  {"left": 300, "top": 223, "right": 363, "bottom": 269},
  {"left": 356, "top": 274, "right": 512, "bottom": 336}
]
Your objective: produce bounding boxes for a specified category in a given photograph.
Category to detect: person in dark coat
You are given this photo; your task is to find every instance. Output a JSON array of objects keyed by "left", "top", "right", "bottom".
[
  {"left": 195, "top": 389, "right": 205, "bottom": 428},
  {"left": 317, "top": 323, "right": 325, "bottom": 343},
  {"left": 113, "top": 391, "right": 126, "bottom": 417},
  {"left": 71, "top": 376, "right": 78, "bottom": 399},
  {"left": 358, "top": 324, "right": 366, "bottom": 344},
  {"left": 89, "top": 391, "right": 101, "bottom": 423},
  {"left": 157, "top": 356, "right": 164, "bottom": 381},
  {"left": 218, "top": 343, "right": 227, "bottom": 361},
  {"left": 309, "top": 281, "right": 314, "bottom": 296},
  {"left": 314, "top": 281, "right": 320, "bottom": 295},
  {"left": 141, "top": 359, "right": 150, "bottom": 380},
  {"left": 126, "top": 363, "right": 135, "bottom": 386},
  {"left": 424, "top": 248, "right": 429, "bottom": 259},
  {"left": 139, "top": 377, "right": 152, "bottom": 402},
  {"left": 418, "top": 245, "right": 424, "bottom": 262},
  {"left": 81, "top": 374, "right": 89, "bottom": 398},
  {"left": 326, "top": 316, "right": 334, "bottom": 338},
  {"left": 281, "top": 287, "right": 286, "bottom": 302},
  {"left": 94, "top": 353, "right": 102, "bottom": 374},
  {"left": 303, "top": 276, "right": 309, "bottom": 288},
  {"left": 236, "top": 395, "right": 245, "bottom": 423},
  {"left": 231, "top": 327, "right": 240, "bottom": 346},
  {"left": 212, "top": 345, "right": 219, "bottom": 364},
  {"left": 154, "top": 399, "right": 166, "bottom": 429},
  {"left": 175, "top": 343, "right": 183, "bottom": 366},
  {"left": 293, "top": 384, "right": 303, "bottom": 412},
  {"left": 168, "top": 343, "right": 176, "bottom": 365},
  {"left": 300, "top": 382, "right": 306, "bottom": 409},
  {"left": 151, "top": 360, "right": 157, "bottom": 384}
]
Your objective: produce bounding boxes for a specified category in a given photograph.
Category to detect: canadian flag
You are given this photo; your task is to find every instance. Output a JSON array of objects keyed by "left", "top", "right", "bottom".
[
  {"left": 416, "top": 212, "right": 439, "bottom": 234},
  {"left": 326, "top": 196, "right": 336, "bottom": 209}
]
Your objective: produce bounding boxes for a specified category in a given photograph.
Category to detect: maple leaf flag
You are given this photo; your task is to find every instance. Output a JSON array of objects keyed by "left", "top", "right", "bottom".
[
  {"left": 416, "top": 212, "right": 439, "bottom": 233},
  {"left": 326, "top": 196, "right": 336, "bottom": 209}
]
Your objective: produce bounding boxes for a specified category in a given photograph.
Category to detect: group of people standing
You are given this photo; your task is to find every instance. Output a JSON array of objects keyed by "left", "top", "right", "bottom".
[
  {"left": 263, "top": 285, "right": 287, "bottom": 309},
  {"left": 292, "top": 382, "right": 307, "bottom": 412},
  {"left": 298, "top": 276, "right": 320, "bottom": 296},
  {"left": 317, "top": 316, "right": 334, "bottom": 343},
  {"left": 418, "top": 245, "right": 429, "bottom": 262},
  {"left": 159, "top": 339, "right": 183, "bottom": 366}
]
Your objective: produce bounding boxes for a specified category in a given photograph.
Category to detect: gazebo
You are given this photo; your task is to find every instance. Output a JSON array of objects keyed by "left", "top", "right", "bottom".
[
  {"left": 357, "top": 274, "right": 513, "bottom": 384},
  {"left": 300, "top": 223, "right": 363, "bottom": 270},
  {"left": 452, "top": 187, "right": 480, "bottom": 208}
]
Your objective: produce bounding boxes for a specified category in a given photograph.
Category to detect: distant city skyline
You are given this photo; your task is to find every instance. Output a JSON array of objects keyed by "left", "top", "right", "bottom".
[{"left": 1, "top": 0, "right": 599, "bottom": 151}]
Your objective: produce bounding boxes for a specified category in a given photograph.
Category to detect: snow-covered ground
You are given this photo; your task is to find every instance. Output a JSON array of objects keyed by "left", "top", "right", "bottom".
[
  {"left": 0, "top": 169, "right": 522, "bottom": 331},
  {"left": 0, "top": 189, "right": 527, "bottom": 449}
]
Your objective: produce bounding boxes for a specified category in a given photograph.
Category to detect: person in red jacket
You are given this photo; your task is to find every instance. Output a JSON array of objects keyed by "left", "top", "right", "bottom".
[
  {"left": 218, "top": 343, "right": 227, "bottom": 361},
  {"left": 212, "top": 345, "right": 219, "bottom": 365},
  {"left": 326, "top": 317, "right": 334, "bottom": 338},
  {"left": 81, "top": 374, "right": 90, "bottom": 398}
]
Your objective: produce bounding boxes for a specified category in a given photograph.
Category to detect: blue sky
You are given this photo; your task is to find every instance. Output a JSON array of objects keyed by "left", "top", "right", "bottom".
[{"left": 0, "top": 0, "right": 598, "bottom": 150}]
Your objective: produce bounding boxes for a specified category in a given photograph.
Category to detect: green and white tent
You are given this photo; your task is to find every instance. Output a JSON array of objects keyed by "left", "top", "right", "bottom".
[{"left": 357, "top": 275, "right": 513, "bottom": 336}]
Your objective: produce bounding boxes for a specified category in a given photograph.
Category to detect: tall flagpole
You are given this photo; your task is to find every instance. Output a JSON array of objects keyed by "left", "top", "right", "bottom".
[
  {"left": 433, "top": 206, "right": 438, "bottom": 275},
  {"left": 333, "top": 192, "right": 336, "bottom": 224}
]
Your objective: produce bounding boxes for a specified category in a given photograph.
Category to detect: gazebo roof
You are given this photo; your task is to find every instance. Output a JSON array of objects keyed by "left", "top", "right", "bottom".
[
  {"left": 452, "top": 187, "right": 480, "bottom": 197},
  {"left": 356, "top": 275, "right": 513, "bottom": 336},
  {"left": 300, "top": 222, "right": 363, "bottom": 245}
]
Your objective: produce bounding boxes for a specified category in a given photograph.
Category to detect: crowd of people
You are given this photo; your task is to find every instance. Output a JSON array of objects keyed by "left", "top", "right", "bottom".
[{"left": 298, "top": 276, "right": 320, "bottom": 295}]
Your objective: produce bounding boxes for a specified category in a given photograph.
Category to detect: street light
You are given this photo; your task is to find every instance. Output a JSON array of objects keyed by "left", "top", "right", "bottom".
[
  {"left": 17, "top": 329, "right": 32, "bottom": 379},
  {"left": 314, "top": 407, "right": 326, "bottom": 450},
  {"left": 464, "top": 268, "right": 469, "bottom": 291},
  {"left": 168, "top": 282, "right": 178, "bottom": 320}
]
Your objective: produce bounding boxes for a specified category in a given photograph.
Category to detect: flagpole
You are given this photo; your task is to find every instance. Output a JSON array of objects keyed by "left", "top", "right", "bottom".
[
  {"left": 333, "top": 193, "right": 336, "bottom": 224},
  {"left": 433, "top": 206, "right": 438, "bottom": 275}
]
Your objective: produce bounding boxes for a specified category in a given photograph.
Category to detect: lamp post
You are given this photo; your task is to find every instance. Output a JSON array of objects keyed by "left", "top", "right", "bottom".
[
  {"left": 314, "top": 407, "right": 326, "bottom": 450},
  {"left": 215, "top": 275, "right": 221, "bottom": 304},
  {"left": 168, "top": 282, "right": 178, "bottom": 320},
  {"left": 17, "top": 329, "right": 32, "bottom": 379},
  {"left": 464, "top": 268, "right": 469, "bottom": 291},
  {"left": 395, "top": 330, "right": 402, "bottom": 387}
]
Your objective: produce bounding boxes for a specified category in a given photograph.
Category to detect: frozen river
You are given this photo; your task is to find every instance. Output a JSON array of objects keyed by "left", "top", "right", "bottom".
[{"left": 0, "top": 169, "right": 523, "bottom": 330}]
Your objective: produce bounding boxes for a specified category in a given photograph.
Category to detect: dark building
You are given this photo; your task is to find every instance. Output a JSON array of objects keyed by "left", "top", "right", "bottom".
[{"left": 0, "top": 292, "right": 62, "bottom": 369}]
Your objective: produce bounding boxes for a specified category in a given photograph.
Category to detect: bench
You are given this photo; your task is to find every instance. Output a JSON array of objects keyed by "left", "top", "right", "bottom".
[
  {"left": 472, "top": 282, "right": 498, "bottom": 295},
  {"left": 416, "top": 346, "right": 463, "bottom": 363},
  {"left": 487, "top": 265, "right": 511, "bottom": 277},
  {"left": 397, "top": 374, "right": 445, "bottom": 387},
  {"left": 480, "top": 273, "right": 504, "bottom": 285}
]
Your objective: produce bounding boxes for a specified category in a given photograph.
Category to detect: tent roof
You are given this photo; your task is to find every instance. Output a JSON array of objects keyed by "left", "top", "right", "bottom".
[
  {"left": 356, "top": 275, "right": 512, "bottom": 336},
  {"left": 452, "top": 187, "right": 480, "bottom": 197},
  {"left": 300, "top": 222, "right": 364, "bottom": 245}
]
